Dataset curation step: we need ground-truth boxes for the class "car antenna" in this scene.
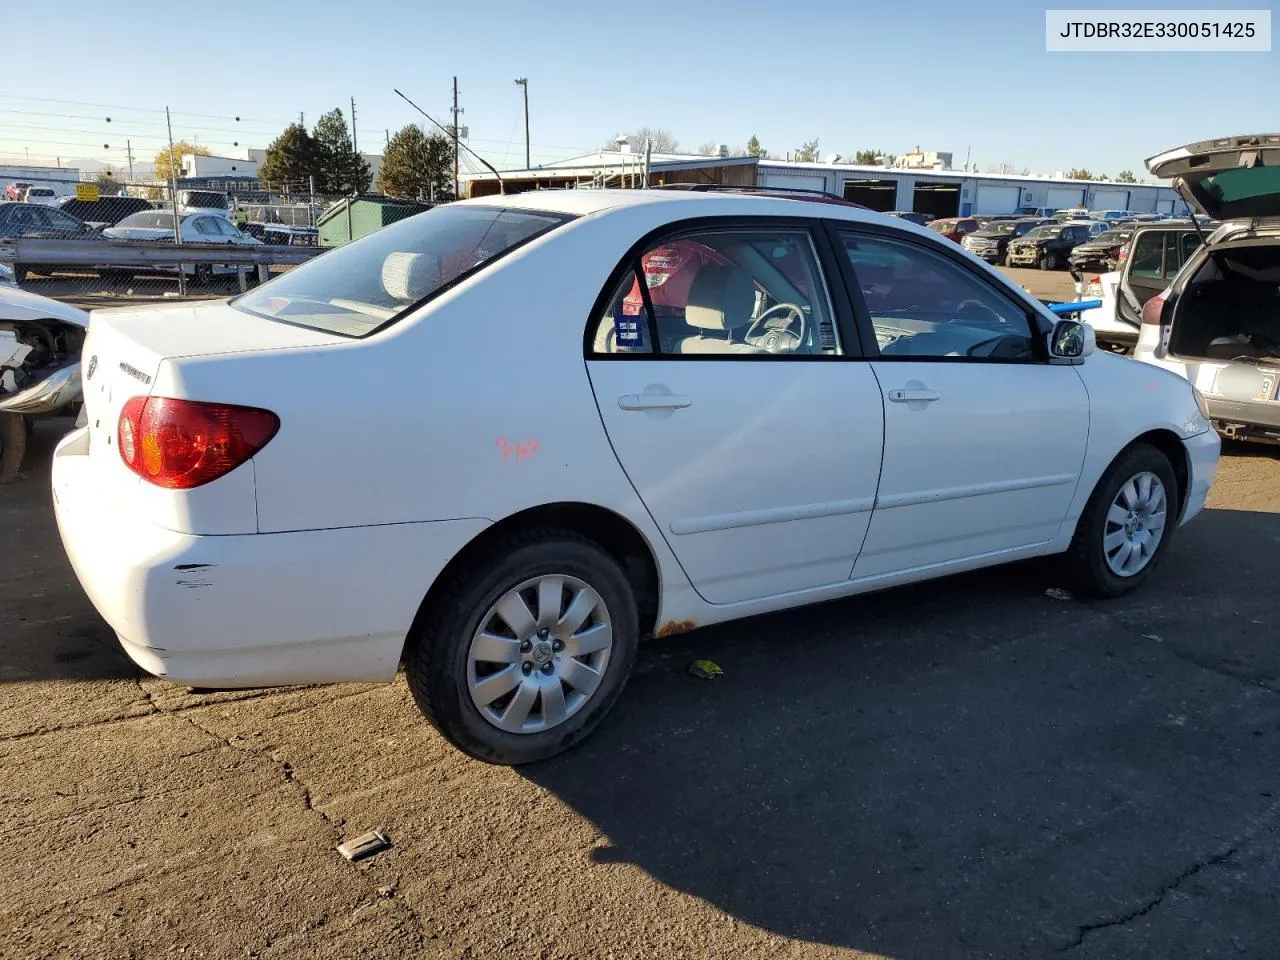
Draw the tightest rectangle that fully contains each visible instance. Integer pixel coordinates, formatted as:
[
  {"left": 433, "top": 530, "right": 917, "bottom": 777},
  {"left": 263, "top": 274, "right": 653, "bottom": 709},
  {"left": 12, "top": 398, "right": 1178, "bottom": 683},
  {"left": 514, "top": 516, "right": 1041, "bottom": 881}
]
[{"left": 393, "top": 88, "right": 505, "bottom": 196}]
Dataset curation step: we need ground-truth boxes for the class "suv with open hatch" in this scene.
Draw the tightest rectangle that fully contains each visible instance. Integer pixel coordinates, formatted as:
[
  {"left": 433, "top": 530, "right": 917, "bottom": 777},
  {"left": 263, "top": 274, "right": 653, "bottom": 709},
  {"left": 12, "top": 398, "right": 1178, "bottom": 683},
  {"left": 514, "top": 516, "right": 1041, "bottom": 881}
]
[{"left": 1132, "top": 134, "right": 1280, "bottom": 445}]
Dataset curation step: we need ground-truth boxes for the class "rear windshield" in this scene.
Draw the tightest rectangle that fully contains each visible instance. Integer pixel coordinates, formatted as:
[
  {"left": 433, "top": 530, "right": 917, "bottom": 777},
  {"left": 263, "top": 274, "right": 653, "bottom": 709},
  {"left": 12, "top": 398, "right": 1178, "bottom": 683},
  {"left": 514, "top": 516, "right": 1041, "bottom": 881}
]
[
  {"left": 232, "top": 205, "right": 571, "bottom": 337},
  {"left": 117, "top": 211, "right": 176, "bottom": 229}
]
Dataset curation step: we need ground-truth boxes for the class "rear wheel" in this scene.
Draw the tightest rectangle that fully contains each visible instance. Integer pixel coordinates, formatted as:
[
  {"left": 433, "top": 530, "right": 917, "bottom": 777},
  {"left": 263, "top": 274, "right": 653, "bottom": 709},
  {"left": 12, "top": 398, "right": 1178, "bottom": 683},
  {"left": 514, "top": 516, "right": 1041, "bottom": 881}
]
[
  {"left": 405, "top": 529, "right": 640, "bottom": 765},
  {"left": 193, "top": 263, "right": 214, "bottom": 286},
  {"left": 1061, "top": 443, "right": 1179, "bottom": 598},
  {"left": 0, "top": 413, "right": 27, "bottom": 483},
  {"left": 13, "top": 265, "right": 29, "bottom": 284}
]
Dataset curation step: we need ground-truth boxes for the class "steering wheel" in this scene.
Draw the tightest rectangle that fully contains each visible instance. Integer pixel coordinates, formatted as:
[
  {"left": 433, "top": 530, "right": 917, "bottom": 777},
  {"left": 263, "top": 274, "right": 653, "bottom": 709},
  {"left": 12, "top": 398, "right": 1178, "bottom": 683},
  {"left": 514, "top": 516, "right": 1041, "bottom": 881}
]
[
  {"left": 745, "top": 302, "right": 807, "bottom": 353},
  {"left": 954, "top": 298, "right": 1008, "bottom": 328}
]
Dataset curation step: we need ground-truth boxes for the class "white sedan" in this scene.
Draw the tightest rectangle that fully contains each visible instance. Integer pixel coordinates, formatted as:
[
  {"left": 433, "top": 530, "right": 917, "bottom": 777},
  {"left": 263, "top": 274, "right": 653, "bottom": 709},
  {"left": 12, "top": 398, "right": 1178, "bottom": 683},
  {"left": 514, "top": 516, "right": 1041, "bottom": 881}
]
[
  {"left": 103, "top": 210, "right": 262, "bottom": 282},
  {"left": 52, "top": 189, "right": 1220, "bottom": 765}
]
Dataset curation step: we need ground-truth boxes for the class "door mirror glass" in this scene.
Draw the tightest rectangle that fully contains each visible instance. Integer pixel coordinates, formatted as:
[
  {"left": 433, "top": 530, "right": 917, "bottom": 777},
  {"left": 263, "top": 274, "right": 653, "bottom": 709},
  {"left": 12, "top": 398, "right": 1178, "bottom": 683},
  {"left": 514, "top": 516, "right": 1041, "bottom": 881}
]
[{"left": 1048, "top": 319, "right": 1095, "bottom": 361}]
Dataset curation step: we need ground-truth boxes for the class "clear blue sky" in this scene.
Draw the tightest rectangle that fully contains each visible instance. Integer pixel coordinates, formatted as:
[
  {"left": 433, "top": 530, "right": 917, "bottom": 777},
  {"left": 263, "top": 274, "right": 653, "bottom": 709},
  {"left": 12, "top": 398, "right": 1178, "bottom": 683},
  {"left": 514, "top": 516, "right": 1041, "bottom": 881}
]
[{"left": 0, "top": 0, "right": 1275, "bottom": 177}]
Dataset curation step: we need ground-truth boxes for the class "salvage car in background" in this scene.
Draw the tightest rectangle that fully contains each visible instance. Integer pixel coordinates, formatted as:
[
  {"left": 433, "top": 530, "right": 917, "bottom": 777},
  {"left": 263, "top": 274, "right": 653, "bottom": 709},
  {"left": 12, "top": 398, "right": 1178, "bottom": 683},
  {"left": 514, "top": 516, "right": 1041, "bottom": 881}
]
[
  {"left": 1006, "top": 222, "right": 1093, "bottom": 270},
  {"left": 0, "top": 285, "right": 86, "bottom": 481},
  {"left": 962, "top": 217, "right": 1049, "bottom": 265},
  {"left": 103, "top": 210, "right": 264, "bottom": 283},
  {"left": 0, "top": 203, "right": 101, "bottom": 283},
  {"left": 1132, "top": 133, "right": 1280, "bottom": 444},
  {"left": 52, "top": 190, "right": 1218, "bottom": 765},
  {"left": 1068, "top": 227, "right": 1134, "bottom": 272},
  {"left": 927, "top": 216, "right": 981, "bottom": 243}
]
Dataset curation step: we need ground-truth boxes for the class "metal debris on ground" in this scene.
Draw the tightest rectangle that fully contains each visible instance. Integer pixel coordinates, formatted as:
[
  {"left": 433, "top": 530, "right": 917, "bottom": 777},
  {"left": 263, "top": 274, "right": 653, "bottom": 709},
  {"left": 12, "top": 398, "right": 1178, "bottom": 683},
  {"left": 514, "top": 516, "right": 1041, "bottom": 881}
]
[
  {"left": 1044, "top": 587, "right": 1074, "bottom": 601},
  {"left": 688, "top": 659, "right": 724, "bottom": 680},
  {"left": 337, "top": 829, "right": 391, "bottom": 862}
]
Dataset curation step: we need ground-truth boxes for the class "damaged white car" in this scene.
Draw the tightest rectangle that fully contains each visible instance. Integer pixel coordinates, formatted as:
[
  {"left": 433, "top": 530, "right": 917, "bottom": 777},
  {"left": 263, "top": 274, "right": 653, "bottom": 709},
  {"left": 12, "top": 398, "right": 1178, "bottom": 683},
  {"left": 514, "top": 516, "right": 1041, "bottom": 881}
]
[
  {"left": 1133, "top": 134, "right": 1280, "bottom": 444},
  {"left": 0, "top": 284, "right": 87, "bottom": 481}
]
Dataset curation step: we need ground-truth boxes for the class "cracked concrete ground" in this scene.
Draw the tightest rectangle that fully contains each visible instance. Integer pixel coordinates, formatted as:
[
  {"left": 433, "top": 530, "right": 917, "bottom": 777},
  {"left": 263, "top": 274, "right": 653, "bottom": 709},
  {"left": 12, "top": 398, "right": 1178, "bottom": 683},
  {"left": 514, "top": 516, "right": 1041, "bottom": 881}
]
[{"left": 4, "top": 403, "right": 1280, "bottom": 957}]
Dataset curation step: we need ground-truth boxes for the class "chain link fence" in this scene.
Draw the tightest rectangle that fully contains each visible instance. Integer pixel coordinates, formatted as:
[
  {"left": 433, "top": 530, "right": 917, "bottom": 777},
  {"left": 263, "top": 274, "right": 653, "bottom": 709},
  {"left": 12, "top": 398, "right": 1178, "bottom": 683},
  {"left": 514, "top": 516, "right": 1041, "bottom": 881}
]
[{"left": 0, "top": 187, "right": 437, "bottom": 309}]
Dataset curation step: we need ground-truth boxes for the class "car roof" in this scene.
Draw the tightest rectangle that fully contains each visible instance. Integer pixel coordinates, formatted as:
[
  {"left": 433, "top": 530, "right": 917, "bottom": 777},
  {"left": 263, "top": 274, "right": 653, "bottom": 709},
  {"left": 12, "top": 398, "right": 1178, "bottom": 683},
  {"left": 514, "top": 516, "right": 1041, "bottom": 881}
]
[{"left": 454, "top": 188, "right": 902, "bottom": 227}]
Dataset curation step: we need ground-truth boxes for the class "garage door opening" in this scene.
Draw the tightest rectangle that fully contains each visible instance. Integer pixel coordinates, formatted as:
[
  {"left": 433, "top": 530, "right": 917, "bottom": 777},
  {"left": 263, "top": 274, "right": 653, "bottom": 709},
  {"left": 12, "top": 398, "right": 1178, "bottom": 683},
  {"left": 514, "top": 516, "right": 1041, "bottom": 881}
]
[
  {"left": 913, "top": 182, "right": 959, "bottom": 219},
  {"left": 843, "top": 178, "right": 897, "bottom": 212}
]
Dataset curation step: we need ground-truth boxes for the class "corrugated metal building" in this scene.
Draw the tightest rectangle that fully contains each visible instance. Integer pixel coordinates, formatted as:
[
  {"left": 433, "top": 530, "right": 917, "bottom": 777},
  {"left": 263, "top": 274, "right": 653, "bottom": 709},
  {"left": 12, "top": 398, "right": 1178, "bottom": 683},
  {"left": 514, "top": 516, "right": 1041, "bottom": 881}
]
[{"left": 461, "top": 153, "right": 1186, "bottom": 217}]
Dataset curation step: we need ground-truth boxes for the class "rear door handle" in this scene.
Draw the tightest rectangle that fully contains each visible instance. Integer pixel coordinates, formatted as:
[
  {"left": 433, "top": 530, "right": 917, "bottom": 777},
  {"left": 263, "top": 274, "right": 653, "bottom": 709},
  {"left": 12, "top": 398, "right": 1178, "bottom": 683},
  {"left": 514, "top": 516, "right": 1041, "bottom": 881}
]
[
  {"left": 887, "top": 388, "right": 941, "bottom": 403},
  {"left": 618, "top": 394, "right": 693, "bottom": 411}
]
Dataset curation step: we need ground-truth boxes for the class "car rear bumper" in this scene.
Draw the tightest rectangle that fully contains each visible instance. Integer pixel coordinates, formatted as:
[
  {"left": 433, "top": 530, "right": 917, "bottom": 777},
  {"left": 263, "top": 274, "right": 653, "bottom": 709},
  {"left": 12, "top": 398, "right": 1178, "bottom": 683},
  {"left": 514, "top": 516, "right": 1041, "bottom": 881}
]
[
  {"left": 51, "top": 426, "right": 489, "bottom": 688},
  {"left": 1204, "top": 396, "right": 1280, "bottom": 442}
]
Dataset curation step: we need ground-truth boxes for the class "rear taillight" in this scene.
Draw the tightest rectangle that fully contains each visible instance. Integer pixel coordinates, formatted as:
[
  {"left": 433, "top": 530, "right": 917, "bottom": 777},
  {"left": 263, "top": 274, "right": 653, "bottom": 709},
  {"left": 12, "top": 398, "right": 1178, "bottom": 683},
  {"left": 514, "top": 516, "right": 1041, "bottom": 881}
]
[
  {"left": 1117, "top": 242, "right": 1130, "bottom": 262},
  {"left": 1140, "top": 290, "right": 1169, "bottom": 326},
  {"left": 1086, "top": 275, "right": 1103, "bottom": 297},
  {"left": 118, "top": 396, "right": 279, "bottom": 489}
]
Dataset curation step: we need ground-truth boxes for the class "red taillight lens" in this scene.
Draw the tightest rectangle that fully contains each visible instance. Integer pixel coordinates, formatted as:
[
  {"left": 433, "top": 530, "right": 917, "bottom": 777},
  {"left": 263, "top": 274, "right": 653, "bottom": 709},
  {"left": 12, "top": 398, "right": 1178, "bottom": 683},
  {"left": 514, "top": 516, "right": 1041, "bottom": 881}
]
[
  {"left": 1117, "top": 242, "right": 1130, "bottom": 262},
  {"left": 118, "top": 396, "right": 279, "bottom": 489},
  {"left": 1140, "top": 291, "right": 1168, "bottom": 326}
]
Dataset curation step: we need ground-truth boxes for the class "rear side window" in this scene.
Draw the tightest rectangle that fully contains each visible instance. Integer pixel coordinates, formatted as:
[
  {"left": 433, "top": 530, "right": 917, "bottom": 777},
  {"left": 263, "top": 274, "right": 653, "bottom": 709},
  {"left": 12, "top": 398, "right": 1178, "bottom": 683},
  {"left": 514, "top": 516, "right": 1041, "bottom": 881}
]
[{"left": 234, "top": 206, "right": 571, "bottom": 337}]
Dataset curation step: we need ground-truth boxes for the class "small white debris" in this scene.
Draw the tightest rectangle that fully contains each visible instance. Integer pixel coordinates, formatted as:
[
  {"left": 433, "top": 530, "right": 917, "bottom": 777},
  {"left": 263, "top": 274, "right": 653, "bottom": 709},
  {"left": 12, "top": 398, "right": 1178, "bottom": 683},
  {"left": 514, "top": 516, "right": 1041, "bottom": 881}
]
[
  {"left": 1044, "top": 587, "right": 1074, "bottom": 601},
  {"left": 337, "top": 829, "right": 390, "bottom": 862},
  {"left": 1142, "top": 633, "right": 1162, "bottom": 642}
]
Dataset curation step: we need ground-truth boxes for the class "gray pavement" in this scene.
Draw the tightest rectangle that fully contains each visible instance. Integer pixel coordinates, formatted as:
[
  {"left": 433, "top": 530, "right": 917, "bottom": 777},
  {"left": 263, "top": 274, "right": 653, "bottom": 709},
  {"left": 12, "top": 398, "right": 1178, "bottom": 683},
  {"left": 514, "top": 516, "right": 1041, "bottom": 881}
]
[{"left": 2, "top": 277, "right": 1278, "bottom": 957}]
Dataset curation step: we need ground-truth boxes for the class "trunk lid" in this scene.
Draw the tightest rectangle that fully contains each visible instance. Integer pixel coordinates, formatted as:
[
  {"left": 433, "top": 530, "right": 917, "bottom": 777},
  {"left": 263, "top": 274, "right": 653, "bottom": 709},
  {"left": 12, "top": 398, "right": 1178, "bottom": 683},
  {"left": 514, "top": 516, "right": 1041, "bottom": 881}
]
[{"left": 1146, "top": 134, "right": 1280, "bottom": 221}]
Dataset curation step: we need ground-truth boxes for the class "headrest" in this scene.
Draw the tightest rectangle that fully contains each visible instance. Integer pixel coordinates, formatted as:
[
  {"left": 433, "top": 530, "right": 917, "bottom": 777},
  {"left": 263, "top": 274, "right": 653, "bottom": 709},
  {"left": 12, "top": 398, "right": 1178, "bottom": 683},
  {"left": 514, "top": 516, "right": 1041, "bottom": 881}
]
[
  {"left": 685, "top": 265, "right": 755, "bottom": 331},
  {"left": 382, "top": 251, "right": 442, "bottom": 301}
]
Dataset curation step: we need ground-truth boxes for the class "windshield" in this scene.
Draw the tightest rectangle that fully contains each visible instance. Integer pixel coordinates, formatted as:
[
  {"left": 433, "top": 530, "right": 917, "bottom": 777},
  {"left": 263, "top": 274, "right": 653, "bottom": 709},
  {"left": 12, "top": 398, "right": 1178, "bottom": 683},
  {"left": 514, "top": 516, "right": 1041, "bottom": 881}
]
[
  {"left": 977, "top": 222, "right": 1016, "bottom": 236},
  {"left": 116, "top": 211, "right": 176, "bottom": 229},
  {"left": 1023, "top": 226, "right": 1060, "bottom": 240},
  {"left": 184, "top": 191, "right": 227, "bottom": 209},
  {"left": 233, "top": 205, "right": 571, "bottom": 337},
  {"left": 927, "top": 220, "right": 955, "bottom": 233},
  {"left": 1013, "top": 221, "right": 1041, "bottom": 235},
  {"left": 1097, "top": 230, "right": 1129, "bottom": 243}
]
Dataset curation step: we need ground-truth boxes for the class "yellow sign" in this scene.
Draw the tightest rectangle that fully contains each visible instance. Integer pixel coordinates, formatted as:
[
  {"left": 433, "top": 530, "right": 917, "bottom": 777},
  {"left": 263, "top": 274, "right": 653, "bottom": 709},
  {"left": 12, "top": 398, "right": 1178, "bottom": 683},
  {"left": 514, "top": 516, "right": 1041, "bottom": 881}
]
[{"left": 75, "top": 183, "right": 99, "bottom": 202}]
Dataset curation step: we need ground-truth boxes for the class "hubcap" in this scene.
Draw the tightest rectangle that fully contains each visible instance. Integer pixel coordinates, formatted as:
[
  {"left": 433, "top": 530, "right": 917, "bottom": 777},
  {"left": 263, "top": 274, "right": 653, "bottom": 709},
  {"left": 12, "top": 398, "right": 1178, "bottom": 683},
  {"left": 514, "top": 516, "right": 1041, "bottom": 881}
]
[
  {"left": 466, "top": 574, "right": 613, "bottom": 734},
  {"left": 1103, "top": 471, "right": 1168, "bottom": 577}
]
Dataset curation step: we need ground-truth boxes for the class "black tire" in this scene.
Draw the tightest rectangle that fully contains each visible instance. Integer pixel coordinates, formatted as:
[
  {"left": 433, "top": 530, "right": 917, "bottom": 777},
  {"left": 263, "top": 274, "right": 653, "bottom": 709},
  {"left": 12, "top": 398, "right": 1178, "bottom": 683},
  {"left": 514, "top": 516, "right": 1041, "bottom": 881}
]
[
  {"left": 193, "top": 263, "right": 214, "bottom": 286},
  {"left": 1040, "top": 252, "right": 1059, "bottom": 270},
  {"left": 1060, "top": 443, "right": 1179, "bottom": 599},
  {"left": 0, "top": 413, "right": 27, "bottom": 483},
  {"left": 13, "top": 264, "right": 29, "bottom": 284},
  {"left": 405, "top": 528, "right": 640, "bottom": 765},
  {"left": 100, "top": 269, "right": 133, "bottom": 283}
]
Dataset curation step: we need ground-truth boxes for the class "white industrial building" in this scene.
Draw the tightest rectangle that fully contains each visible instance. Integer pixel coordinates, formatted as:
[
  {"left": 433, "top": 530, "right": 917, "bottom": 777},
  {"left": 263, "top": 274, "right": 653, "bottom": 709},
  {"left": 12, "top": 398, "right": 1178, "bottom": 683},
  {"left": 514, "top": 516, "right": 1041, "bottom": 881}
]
[
  {"left": 0, "top": 164, "right": 83, "bottom": 197},
  {"left": 460, "top": 151, "right": 1185, "bottom": 218},
  {"left": 182, "top": 154, "right": 258, "bottom": 178}
]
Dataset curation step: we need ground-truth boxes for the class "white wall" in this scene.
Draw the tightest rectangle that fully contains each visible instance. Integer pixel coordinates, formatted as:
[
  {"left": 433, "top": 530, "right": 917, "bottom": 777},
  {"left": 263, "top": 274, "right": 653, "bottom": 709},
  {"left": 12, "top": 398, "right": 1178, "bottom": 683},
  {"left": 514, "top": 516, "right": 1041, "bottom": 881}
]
[{"left": 186, "top": 155, "right": 258, "bottom": 178}]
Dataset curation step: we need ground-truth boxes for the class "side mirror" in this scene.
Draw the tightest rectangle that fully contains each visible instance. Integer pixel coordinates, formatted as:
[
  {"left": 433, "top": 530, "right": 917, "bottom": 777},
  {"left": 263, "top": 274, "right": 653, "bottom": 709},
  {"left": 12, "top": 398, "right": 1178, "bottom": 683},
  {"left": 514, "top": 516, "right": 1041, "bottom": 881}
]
[{"left": 1048, "top": 319, "right": 1095, "bottom": 363}]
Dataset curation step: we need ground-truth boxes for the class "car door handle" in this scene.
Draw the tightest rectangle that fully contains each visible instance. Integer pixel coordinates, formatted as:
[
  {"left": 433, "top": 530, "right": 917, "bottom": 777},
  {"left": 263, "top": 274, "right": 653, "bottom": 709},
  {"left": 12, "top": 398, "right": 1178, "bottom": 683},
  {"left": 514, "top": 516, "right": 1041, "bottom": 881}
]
[
  {"left": 887, "top": 388, "right": 941, "bottom": 403},
  {"left": 618, "top": 394, "right": 693, "bottom": 411}
]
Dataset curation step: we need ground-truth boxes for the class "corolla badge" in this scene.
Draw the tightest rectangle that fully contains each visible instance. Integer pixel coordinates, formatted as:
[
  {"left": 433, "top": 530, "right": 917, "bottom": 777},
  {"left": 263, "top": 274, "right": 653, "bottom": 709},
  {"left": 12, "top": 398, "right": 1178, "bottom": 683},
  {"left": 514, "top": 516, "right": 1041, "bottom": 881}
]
[{"left": 85, "top": 354, "right": 97, "bottom": 380}]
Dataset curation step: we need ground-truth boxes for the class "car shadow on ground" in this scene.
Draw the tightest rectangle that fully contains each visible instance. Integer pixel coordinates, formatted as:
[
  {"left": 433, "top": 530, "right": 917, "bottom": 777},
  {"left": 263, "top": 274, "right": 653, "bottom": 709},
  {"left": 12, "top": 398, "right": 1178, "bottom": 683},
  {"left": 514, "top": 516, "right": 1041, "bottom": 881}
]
[
  {"left": 521, "top": 506, "right": 1280, "bottom": 958},
  {"left": 0, "top": 419, "right": 140, "bottom": 684}
]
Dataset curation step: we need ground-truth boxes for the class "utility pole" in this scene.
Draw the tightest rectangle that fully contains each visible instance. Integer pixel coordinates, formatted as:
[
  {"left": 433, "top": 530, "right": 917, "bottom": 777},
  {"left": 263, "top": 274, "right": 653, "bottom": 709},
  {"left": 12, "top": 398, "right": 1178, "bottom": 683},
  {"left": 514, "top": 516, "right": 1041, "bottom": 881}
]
[
  {"left": 514, "top": 78, "right": 529, "bottom": 168},
  {"left": 165, "top": 106, "right": 187, "bottom": 297},
  {"left": 451, "top": 76, "right": 460, "bottom": 200},
  {"left": 299, "top": 111, "right": 305, "bottom": 128},
  {"left": 350, "top": 97, "right": 358, "bottom": 155},
  {"left": 126, "top": 139, "right": 135, "bottom": 180}
]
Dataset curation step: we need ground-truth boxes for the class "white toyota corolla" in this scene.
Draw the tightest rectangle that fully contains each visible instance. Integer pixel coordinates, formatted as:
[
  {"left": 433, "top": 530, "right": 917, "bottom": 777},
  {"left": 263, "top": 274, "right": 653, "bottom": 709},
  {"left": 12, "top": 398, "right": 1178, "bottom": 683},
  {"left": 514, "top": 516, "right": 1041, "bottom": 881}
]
[{"left": 52, "top": 189, "right": 1220, "bottom": 764}]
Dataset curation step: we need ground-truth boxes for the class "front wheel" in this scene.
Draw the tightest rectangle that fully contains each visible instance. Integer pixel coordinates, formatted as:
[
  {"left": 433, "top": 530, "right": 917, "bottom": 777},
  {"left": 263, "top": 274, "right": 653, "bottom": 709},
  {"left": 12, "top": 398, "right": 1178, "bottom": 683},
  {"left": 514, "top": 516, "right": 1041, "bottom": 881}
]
[
  {"left": 1060, "top": 444, "right": 1179, "bottom": 598},
  {"left": 406, "top": 529, "right": 640, "bottom": 765},
  {"left": 1040, "top": 252, "right": 1059, "bottom": 270}
]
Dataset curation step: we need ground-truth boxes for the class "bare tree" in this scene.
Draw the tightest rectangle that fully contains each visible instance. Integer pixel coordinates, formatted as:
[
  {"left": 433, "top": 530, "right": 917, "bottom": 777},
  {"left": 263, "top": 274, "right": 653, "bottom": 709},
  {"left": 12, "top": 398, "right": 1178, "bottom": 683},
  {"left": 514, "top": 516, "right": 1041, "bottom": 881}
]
[
  {"left": 604, "top": 128, "right": 679, "bottom": 153},
  {"left": 696, "top": 141, "right": 718, "bottom": 156}
]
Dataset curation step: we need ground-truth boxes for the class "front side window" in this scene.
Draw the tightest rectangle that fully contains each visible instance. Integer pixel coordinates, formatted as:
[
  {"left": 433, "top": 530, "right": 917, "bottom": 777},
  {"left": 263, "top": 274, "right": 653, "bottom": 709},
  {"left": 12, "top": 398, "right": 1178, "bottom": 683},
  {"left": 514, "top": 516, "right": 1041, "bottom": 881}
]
[
  {"left": 234, "top": 205, "right": 570, "bottom": 337},
  {"left": 589, "top": 227, "right": 840, "bottom": 357},
  {"left": 839, "top": 231, "right": 1038, "bottom": 362}
]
